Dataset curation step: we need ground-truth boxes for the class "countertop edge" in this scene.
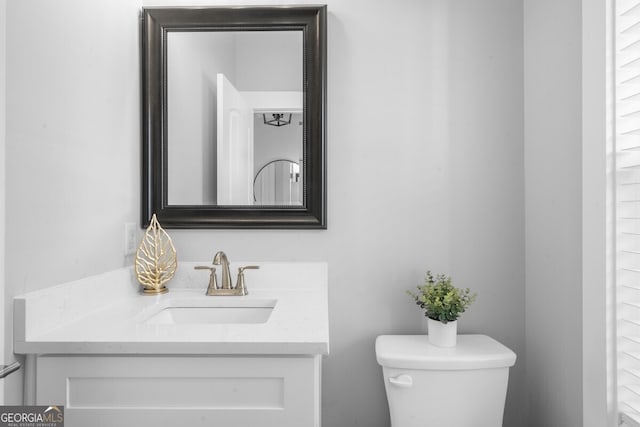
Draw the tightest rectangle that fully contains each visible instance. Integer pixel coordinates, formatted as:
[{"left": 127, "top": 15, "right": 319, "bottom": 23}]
[{"left": 15, "top": 341, "right": 330, "bottom": 356}]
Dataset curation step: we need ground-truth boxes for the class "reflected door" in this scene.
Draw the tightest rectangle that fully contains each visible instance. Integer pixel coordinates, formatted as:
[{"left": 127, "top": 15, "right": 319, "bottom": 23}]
[{"left": 217, "top": 73, "right": 254, "bottom": 205}]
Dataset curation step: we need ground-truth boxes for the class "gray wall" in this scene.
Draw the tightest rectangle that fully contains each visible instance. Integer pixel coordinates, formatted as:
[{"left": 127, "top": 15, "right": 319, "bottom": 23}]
[
  {"left": 167, "top": 32, "right": 236, "bottom": 205},
  {"left": 524, "top": 0, "right": 583, "bottom": 425},
  {"left": 3, "top": 1, "right": 526, "bottom": 426},
  {"left": 235, "top": 31, "right": 303, "bottom": 92},
  {"left": 0, "top": 0, "right": 6, "bottom": 404},
  {"left": 447, "top": 1, "right": 525, "bottom": 425}
]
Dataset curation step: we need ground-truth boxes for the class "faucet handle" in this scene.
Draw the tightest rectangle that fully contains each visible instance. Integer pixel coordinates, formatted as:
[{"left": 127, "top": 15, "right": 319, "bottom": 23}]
[
  {"left": 235, "top": 266, "right": 260, "bottom": 295},
  {"left": 194, "top": 265, "right": 219, "bottom": 294}
]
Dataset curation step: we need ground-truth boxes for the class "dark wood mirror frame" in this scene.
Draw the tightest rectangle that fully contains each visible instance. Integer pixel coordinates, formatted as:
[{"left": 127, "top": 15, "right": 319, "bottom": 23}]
[{"left": 141, "top": 5, "right": 326, "bottom": 229}]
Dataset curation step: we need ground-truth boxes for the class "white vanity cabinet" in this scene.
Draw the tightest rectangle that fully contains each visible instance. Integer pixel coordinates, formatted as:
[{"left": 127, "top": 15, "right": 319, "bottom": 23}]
[
  {"left": 34, "top": 355, "right": 322, "bottom": 427},
  {"left": 14, "top": 262, "right": 329, "bottom": 427}
]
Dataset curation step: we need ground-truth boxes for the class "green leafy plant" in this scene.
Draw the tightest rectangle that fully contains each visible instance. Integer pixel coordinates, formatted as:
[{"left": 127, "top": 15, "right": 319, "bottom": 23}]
[{"left": 407, "top": 271, "right": 476, "bottom": 323}]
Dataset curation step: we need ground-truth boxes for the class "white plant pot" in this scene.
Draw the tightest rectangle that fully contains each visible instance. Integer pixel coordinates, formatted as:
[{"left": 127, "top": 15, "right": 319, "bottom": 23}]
[{"left": 427, "top": 318, "right": 457, "bottom": 347}]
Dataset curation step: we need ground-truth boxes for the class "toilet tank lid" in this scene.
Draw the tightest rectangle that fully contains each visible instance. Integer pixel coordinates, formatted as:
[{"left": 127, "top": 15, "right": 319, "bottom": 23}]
[{"left": 375, "top": 334, "right": 516, "bottom": 370}]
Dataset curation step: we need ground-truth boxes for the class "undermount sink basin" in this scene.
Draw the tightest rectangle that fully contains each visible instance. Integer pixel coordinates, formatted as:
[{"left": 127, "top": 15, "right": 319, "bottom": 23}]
[{"left": 143, "top": 298, "right": 277, "bottom": 325}]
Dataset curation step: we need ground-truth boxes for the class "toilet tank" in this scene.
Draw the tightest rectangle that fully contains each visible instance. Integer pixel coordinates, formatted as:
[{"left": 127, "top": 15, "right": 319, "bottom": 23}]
[{"left": 375, "top": 335, "right": 516, "bottom": 427}]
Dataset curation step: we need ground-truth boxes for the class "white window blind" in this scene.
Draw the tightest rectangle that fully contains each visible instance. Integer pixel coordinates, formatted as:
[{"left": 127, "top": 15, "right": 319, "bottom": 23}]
[{"left": 617, "top": 1, "right": 640, "bottom": 425}]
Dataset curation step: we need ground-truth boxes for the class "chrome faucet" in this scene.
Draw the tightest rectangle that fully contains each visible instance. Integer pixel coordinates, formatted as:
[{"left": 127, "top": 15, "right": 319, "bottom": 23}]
[
  {"left": 213, "top": 251, "right": 232, "bottom": 290},
  {"left": 194, "top": 252, "right": 259, "bottom": 296}
]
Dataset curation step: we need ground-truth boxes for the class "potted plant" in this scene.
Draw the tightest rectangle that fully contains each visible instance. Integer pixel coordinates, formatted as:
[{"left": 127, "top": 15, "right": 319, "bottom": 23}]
[{"left": 408, "top": 271, "right": 476, "bottom": 347}]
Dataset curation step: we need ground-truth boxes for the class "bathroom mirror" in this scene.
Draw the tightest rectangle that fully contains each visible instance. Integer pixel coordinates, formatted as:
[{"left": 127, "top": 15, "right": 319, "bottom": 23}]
[{"left": 141, "top": 6, "right": 326, "bottom": 228}]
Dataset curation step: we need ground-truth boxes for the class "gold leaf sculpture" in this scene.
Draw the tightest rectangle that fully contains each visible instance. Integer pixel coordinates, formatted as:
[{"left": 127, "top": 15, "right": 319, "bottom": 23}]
[{"left": 134, "top": 214, "right": 177, "bottom": 294}]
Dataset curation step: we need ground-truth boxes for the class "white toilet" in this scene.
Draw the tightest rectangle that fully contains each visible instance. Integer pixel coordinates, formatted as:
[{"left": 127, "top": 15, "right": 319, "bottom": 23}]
[{"left": 375, "top": 334, "right": 516, "bottom": 427}]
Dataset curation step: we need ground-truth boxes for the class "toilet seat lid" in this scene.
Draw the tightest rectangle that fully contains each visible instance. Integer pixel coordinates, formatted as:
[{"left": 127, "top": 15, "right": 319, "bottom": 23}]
[{"left": 375, "top": 334, "right": 517, "bottom": 370}]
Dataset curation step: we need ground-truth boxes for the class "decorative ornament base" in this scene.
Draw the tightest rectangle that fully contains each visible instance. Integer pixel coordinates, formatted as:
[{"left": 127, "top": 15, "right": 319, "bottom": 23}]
[
  {"left": 142, "top": 286, "right": 169, "bottom": 295},
  {"left": 427, "top": 318, "right": 458, "bottom": 347}
]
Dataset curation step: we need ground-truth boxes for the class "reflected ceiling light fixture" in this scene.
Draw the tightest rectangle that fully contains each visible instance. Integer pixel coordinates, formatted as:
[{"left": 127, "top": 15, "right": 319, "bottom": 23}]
[{"left": 263, "top": 113, "right": 292, "bottom": 127}]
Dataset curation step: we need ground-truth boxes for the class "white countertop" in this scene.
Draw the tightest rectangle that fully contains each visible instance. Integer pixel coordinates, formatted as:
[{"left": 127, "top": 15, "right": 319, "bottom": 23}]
[{"left": 14, "top": 262, "right": 329, "bottom": 356}]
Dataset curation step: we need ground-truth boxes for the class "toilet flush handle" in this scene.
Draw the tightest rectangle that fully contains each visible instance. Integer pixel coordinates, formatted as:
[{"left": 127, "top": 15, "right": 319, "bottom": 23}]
[{"left": 388, "top": 374, "right": 413, "bottom": 388}]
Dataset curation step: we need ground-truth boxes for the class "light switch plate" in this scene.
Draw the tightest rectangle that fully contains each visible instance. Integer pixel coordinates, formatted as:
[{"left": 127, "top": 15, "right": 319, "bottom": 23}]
[{"left": 124, "top": 223, "right": 138, "bottom": 256}]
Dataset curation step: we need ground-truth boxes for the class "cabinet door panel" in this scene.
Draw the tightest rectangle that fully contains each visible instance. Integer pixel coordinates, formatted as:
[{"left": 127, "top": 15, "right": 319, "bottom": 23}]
[{"left": 36, "top": 355, "right": 321, "bottom": 427}]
